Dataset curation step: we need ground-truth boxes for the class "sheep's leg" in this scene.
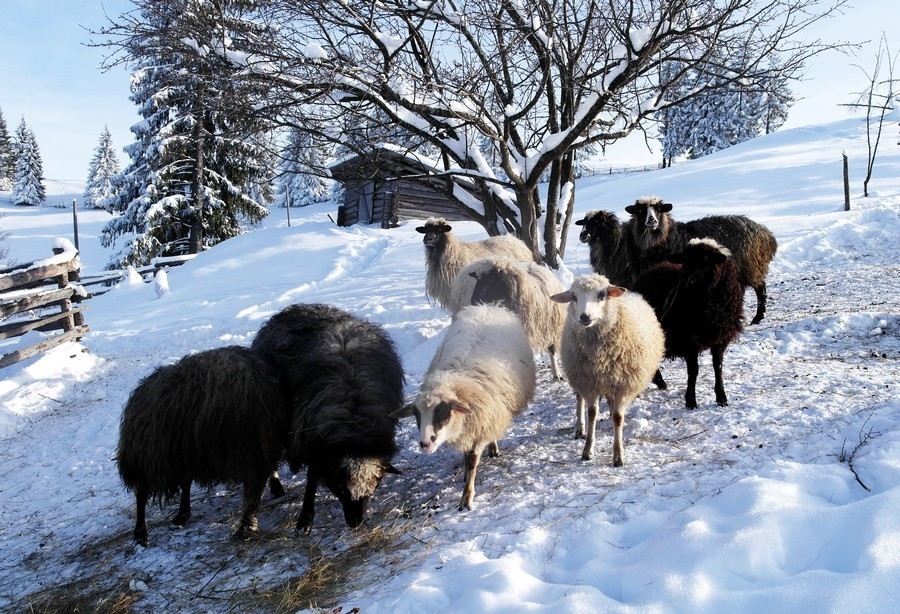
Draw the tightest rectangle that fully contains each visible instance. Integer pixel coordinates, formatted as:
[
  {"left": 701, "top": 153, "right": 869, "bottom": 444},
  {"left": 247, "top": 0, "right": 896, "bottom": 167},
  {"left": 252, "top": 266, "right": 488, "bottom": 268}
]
[
  {"left": 652, "top": 369, "right": 668, "bottom": 390},
  {"left": 487, "top": 440, "right": 500, "bottom": 458},
  {"left": 460, "top": 448, "right": 481, "bottom": 510},
  {"left": 134, "top": 485, "right": 149, "bottom": 547},
  {"left": 548, "top": 344, "right": 564, "bottom": 381},
  {"left": 684, "top": 353, "right": 700, "bottom": 409},
  {"left": 235, "top": 473, "right": 269, "bottom": 539},
  {"left": 296, "top": 468, "right": 319, "bottom": 532},
  {"left": 751, "top": 283, "right": 767, "bottom": 325},
  {"left": 268, "top": 470, "right": 285, "bottom": 498},
  {"left": 609, "top": 396, "right": 626, "bottom": 467},
  {"left": 711, "top": 344, "right": 729, "bottom": 406},
  {"left": 581, "top": 400, "right": 599, "bottom": 461},
  {"left": 172, "top": 477, "right": 192, "bottom": 527},
  {"left": 574, "top": 393, "right": 586, "bottom": 439}
]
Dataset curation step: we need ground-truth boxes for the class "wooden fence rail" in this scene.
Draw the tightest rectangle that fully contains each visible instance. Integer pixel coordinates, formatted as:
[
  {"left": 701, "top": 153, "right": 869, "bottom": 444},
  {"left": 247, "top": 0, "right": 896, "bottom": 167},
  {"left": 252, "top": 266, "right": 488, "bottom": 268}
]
[{"left": 0, "top": 243, "right": 89, "bottom": 368}]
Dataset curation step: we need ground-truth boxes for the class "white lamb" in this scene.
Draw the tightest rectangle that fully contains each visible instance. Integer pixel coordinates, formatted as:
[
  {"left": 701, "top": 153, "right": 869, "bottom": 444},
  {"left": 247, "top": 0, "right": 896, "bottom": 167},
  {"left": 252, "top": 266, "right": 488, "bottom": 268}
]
[
  {"left": 551, "top": 274, "right": 665, "bottom": 466},
  {"left": 397, "top": 304, "right": 537, "bottom": 510}
]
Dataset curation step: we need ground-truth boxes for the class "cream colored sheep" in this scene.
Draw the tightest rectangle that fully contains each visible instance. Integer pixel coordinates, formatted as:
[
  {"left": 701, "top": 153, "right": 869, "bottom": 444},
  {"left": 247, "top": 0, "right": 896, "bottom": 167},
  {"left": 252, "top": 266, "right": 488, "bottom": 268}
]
[
  {"left": 416, "top": 217, "right": 534, "bottom": 311},
  {"left": 448, "top": 257, "right": 566, "bottom": 380},
  {"left": 396, "top": 304, "right": 536, "bottom": 510},
  {"left": 551, "top": 274, "right": 665, "bottom": 466}
]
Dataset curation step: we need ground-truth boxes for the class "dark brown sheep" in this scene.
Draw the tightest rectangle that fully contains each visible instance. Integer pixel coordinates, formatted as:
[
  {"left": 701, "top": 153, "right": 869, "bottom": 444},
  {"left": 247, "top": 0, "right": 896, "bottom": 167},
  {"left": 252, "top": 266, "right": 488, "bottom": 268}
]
[
  {"left": 625, "top": 196, "right": 777, "bottom": 324},
  {"left": 633, "top": 238, "right": 744, "bottom": 409},
  {"left": 117, "top": 346, "right": 291, "bottom": 546}
]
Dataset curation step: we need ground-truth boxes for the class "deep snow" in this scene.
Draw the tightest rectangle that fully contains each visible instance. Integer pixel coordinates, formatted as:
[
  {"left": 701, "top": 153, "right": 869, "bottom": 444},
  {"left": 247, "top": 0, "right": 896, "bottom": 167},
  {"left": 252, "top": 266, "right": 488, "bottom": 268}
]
[{"left": 0, "top": 115, "right": 898, "bottom": 612}]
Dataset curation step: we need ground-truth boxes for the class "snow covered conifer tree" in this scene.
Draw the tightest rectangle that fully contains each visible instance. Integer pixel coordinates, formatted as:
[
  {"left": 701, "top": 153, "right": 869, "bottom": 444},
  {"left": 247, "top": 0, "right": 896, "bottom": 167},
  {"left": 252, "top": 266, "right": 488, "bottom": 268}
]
[
  {"left": 83, "top": 126, "right": 121, "bottom": 210},
  {"left": 98, "top": 1, "right": 274, "bottom": 268},
  {"left": 11, "top": 118, "right": 46, "bottom": 206},
  {"left": 275, "top": 129, "right": 330, "bottom": 208},
  {"left": 0, "top": 107, "right": 15, "bottom": 191}
]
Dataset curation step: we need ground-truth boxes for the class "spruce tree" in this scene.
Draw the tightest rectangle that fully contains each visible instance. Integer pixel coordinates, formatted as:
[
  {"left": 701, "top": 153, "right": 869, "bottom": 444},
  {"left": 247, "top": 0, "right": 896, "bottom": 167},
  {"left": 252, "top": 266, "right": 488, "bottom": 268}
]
[
  {"left": 275, "top": 129, "right": 330, "bottom": 208},
  {"left": 0, "top": 107, "right": 15, "bottom": 191},
  {"left": 11, "top": 118, "right": 46, "bottom": 206},
  {"left": 83, "top": 126, "right": 121, "bottom": 210},
  {"left": 100, "top": 1, "right": 275, "bottom": 268}
]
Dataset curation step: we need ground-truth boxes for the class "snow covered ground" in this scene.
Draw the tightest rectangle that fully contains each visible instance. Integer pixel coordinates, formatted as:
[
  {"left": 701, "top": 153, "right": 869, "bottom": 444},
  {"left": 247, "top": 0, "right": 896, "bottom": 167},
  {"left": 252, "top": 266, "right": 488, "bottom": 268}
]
[{"left": 0, "top": 115, "right": 898, "bottom": 612}]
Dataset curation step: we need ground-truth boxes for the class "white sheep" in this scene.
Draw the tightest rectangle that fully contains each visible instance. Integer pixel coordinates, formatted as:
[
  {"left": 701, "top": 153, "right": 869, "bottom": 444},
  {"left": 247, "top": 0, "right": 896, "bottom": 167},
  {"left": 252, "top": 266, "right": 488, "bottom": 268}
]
[
  {"left": 447, "top": 257, "right": 566, "bottom": 380},
  {"left": 396, "top": 304, "right": 537, "bottom": 510},
  {"left": 416, "top": 217, "right": 534, "bottom": 311},
  {"left": 551, "top": 274, "right": 665, "bottom": 466}
]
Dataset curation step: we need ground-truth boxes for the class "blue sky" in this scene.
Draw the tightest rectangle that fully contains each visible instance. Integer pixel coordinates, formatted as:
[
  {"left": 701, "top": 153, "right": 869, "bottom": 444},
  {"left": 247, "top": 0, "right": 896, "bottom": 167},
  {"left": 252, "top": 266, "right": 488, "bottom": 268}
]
[{"left": 0, "top": 1, "right": 893, "bottom": 182}]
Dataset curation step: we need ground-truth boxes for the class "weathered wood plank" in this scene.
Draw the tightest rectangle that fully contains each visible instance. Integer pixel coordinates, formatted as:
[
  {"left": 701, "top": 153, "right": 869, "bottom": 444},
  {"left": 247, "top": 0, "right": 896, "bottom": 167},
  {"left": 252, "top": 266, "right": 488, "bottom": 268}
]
[
  {"left": 0, "top": 307, "right": 88, "bottom": 340},
  {"left": 0, "top": 287, "right": 77, "bottom": 319},
  {"left": 0, "top": 259, "right": 81, "bottom": 292},
  {"left": 0, "top": 326, "right": 89, "bottom": 369}
]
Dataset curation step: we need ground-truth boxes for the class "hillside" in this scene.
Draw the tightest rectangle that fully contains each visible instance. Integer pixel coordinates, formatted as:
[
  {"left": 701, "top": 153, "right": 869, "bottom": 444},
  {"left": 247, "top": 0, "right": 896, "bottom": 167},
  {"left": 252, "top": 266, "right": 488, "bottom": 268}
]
[{"left": 0, "top": 116, "right": 898, "bottom": 612}]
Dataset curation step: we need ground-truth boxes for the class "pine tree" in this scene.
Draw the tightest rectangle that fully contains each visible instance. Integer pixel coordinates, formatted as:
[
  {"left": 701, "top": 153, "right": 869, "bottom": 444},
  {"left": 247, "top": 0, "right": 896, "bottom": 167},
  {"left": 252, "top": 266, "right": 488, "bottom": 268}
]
[
  {"left": 83, "top": 126, "right": 121, "bottom": 210},
  {"left": 275, "top": 129, "right": 331, "bottom": 208},
  {"left": 0, "top": 107, "right": 15, "bottom": 191},
  {"left": 100, "top": 1, "right": 275, "bottom": 268},
  {"left": 11, "top": 118, "right": 46, "bottom": 206}
]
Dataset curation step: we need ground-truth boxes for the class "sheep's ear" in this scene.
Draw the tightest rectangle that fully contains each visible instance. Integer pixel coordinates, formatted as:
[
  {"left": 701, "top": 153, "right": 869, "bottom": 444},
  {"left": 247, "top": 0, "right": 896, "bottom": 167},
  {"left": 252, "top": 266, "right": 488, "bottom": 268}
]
[
  {"left": 392, "top": 403, "right": 416, "bottom": 418},
  {"left": 550, "top": 291, "right": 574, "bottom": 304},
  {"left": 450, "top": 402, "right": 471, "bottom": 414},
  {"left": 574, "top": 217, "right": 587, "bottom": 226},
  {"left": 384, "top": 462, "right": 402, "bottom": 475},
  {"left": 713, "top": 252, "right": 728, "bottom": 264},
  {"left": 469, "top": 270, "right": 479, "bottom": 279},
  {"left": 608, "top": 285, "right": 627, "bottom": 298},
  {"left": 659, "top": 202, "right": 673, "bottom": 212},
  {"left": 624, "top": 204, "right": 638, "bottom": 214},
  {"left": 415, "top": 225, "right": 426, "bottom": 233},
  {"left": 439, "top": 223, "right": 452, "bottom": 233}
]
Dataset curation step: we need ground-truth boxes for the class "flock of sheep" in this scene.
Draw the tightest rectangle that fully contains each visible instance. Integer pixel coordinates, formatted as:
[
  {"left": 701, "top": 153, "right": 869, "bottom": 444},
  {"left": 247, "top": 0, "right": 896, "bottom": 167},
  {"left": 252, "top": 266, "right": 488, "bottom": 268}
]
[{"left": 115, "top": 195, "right": 777, "bottom": 544}]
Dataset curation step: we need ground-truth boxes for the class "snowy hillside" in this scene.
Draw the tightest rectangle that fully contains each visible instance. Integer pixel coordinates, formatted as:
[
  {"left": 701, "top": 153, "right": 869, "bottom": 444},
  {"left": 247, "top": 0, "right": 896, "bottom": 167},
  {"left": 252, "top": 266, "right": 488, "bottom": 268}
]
[{"left": 0, "top": 116, "right": 898, "bottom": 612}]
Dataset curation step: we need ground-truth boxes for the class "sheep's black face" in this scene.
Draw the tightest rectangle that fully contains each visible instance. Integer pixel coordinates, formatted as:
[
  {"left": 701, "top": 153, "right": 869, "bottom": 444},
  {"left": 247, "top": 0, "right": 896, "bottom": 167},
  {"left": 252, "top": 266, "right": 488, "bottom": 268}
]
[
  {"left": 576, "top": 212, "right": 618, "bottom": 244},
  {"left": 416, "top": 222, "right": 451, "bottom": 248},
  {"left": 470, "top": 269, "right": 513, "bottom": 308},
  {"left": 626, "top": 200, "right": 672, "bottom": 234}
]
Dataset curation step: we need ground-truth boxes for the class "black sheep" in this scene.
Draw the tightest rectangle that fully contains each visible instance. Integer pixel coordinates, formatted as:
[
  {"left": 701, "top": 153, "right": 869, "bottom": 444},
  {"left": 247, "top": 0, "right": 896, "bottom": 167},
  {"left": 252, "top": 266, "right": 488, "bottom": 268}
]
[
  {"left": 574, "top": 209, "right": 633, "bottom": 287},
  {"left": 117, "top": 346, "right": 292, "bottom": 546},
  {"left": 625, "top": 196, "right": 777, "bottom": 324},
  {"left": 633, "top": 238, "right": 744, "bottom": 408},
  {"left": 251, "top": 303, "right": 403, "bottom": 532}
]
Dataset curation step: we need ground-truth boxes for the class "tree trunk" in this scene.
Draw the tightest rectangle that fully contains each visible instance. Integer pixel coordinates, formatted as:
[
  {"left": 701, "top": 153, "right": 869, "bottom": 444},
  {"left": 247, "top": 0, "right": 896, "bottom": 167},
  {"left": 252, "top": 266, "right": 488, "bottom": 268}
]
[{"left": 189, "top": 118, "right": 205, "bottom": 254}]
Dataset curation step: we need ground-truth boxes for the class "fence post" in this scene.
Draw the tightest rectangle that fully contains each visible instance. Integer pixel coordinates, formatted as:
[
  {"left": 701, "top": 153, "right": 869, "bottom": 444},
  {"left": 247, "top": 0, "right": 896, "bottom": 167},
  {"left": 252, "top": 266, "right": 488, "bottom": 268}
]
[
  {"left": 72, "top": 198, "right": 80, "bottom": 251},
  {"left": 842, "top": 152, "right": 851, "bottom": 211}
]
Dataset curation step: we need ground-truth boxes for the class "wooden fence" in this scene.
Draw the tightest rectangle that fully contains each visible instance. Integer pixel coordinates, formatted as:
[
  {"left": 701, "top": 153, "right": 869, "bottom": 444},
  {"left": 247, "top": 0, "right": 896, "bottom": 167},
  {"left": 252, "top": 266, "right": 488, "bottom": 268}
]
[{"left": 0, "top": 245, "right": 89, "bottom": 368}]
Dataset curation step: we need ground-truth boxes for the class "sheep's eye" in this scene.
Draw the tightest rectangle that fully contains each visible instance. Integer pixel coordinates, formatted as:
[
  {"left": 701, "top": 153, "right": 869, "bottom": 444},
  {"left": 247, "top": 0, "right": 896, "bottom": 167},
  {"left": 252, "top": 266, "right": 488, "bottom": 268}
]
[{"left": 596, "top": 290, "right": 606, "bottom": 300}]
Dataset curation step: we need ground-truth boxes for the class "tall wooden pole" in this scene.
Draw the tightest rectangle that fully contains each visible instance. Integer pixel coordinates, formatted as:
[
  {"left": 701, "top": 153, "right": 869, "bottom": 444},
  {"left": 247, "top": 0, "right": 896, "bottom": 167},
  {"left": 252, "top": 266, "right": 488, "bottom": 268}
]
[
  {"left": 842, "top": 152, "right": 851, "bottom": 211},
  {"left": 72, "top": 198, "right": 80, "bottom": 251}
]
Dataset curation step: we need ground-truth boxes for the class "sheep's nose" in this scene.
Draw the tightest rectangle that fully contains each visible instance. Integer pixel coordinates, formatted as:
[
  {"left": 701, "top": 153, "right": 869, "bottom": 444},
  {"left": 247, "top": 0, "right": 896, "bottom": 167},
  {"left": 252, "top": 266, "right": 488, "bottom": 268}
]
[{"left": 579, "top": 313, "right": 592, "bottom": 325}]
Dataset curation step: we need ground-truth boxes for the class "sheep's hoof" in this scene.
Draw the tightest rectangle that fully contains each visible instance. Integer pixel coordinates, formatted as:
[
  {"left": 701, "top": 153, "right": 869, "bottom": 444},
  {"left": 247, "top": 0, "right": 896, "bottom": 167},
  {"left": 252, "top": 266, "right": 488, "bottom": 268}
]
[
  {"left": 133, "top": 529, "right": 148, "bottom": 548},
  {"left": 612, "top": 459, "right": 623, "bottom": 468},
  {"left": 233, "top": 526, "right": 258, "bottom": 541},
  {"left": 574, "top": 430, "right": 584, "bottom": 440},
  {"left": 170, "top": 513, "right": 190, "bottom": 528},
  {"left": 717, "top": 398, "right": 729, "bottom": 407}
]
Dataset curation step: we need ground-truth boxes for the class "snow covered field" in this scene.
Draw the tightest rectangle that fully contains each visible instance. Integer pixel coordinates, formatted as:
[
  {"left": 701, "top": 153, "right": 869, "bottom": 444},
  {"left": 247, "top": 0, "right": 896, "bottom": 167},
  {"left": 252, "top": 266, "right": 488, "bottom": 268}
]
[{"left": 0, "top": 115, "right": 898, "bottom": 612}]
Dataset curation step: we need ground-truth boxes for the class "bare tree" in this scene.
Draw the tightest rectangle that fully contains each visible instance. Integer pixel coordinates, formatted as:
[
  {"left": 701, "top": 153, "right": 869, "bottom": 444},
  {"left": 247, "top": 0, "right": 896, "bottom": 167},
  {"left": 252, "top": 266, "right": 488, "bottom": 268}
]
[
  {"left": 847, "top": 34, "right": 898, "bottom": 197},
  {"left": 100, "top": 0, "right": 850, "bottom": 265}
]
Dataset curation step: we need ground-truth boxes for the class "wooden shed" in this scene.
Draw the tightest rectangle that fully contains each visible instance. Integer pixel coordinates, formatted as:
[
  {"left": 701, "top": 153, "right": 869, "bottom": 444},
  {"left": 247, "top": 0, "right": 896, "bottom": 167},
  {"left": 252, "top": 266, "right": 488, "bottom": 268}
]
[{"left": 330, "top": 147, "right": 478, "bottom": 228}]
